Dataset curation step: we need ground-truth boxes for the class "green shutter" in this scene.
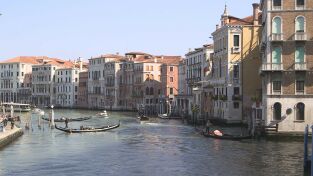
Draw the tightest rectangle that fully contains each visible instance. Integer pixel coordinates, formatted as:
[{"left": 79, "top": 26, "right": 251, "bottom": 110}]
[
  {"left": 272, "top": 47, "right": 281, "bottom": 63},
  {"left": 272, "top": 17, "right": 281, "bottom": 34},
  {"left": 295, "top": 47, "right": 304, "bottom": 63},
  {"left": 296, "top": 17, "right": 305, "bottom": 32}
]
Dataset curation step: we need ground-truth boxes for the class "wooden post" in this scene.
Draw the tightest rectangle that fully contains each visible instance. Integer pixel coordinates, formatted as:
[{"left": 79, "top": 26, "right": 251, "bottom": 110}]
[
  {"left": 310, "top": 125, "right": 313, "bottom": 176},
  {"left": 304, "top": 125, "right": 308, "bottom": 169}
]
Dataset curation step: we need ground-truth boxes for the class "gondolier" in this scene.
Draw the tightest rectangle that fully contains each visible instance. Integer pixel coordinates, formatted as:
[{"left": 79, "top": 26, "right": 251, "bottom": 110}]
[{"left": 65, "top": 118, "right": 69, "bottom": 128}]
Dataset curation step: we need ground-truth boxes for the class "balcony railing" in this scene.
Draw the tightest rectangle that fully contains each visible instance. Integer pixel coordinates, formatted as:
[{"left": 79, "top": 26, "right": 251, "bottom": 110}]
[
  {"left": 294, "top": 62, "right": 307, "bottom": 71},
  {"left": 270, "top": 33, "right": 284, "bottom": 41},
  {"left": 232, "top": 95, "right": 242, "bottom": 101},
  {"left": 272, "top": 5, "right": 282, "bottom": 10},
  {"left": 260, "top": 63, "right": 283, "bottom": 72},
  {"left": 294, "top": 32, "right": 307, "bottom": 41}
]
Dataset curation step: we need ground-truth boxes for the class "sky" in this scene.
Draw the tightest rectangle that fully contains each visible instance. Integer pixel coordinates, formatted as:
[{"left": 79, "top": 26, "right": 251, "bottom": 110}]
[{"left": 0, "top": 0, "right": 257, "bottom": 61}]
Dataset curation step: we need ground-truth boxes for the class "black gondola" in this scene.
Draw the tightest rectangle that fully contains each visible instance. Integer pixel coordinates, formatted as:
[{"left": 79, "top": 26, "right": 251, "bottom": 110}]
[
  {"left": 137, "top": 116, "right": 149, "bottom": 121},
  {"left": 41, "top": 116, "right": 91, "bottom": 122},
  {"left": 55, "top": 122, "right": 120, "bottom": 133},
  {"left": 203, "top": 132, "right": 252, "bottom": 140}
]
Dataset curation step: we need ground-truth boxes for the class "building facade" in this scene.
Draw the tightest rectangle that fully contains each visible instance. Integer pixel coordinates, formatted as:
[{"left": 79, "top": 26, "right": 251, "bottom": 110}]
[
  {"left": 210, "top": 4, "right": 261, "bottom": 124},
  {"left": 259, "top": 0, "right": 313, "bottom": 131},
  {"left": 87, "top": 54, "right": 122, "bottom": 109},
  {"left": 185, "top": 45, "right": 214, "bottom": 122},
  {"left": 77, "top": 71, "right": 88, "bottom": 108},
  {"left": 0, "top": 57, "right": 38, "bottom": 104}
]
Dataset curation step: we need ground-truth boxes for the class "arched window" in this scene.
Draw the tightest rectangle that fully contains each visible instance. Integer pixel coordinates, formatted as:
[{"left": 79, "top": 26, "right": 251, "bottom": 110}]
[
  {"left": 296, "top": 103, "right": 305, "bottom": 120},
  {"left": 273, "top": 102, "right": 282, "bottom": 120},
  {"left": 145, "top": 87, "right": 149, "bottom": 95},
  {"left": 150, "top": 87, "right": 154, "bottom": 95},
  {"left": 295, "top": 16, "right": 305, "bottom": 33},
  {"left": 272, "top": 17, "right": 282, "bottom": 34}
]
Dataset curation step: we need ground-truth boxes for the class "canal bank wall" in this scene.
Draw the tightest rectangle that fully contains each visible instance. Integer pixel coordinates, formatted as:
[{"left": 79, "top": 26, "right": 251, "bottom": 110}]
[{"left": 0, "top": 126, "right": 23, "bottom": 149}]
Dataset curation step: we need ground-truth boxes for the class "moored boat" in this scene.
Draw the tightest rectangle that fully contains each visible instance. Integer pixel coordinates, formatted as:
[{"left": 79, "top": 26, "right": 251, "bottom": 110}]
[
  {"left": 55, "top": 122, "right": 120, "bottom": 133},
  {"left": 41, "top": 116, "right": 92, "bottom": 122},
  {"left": 203, "top": 132, "right": 252, "bottom": 140},
  {"left": 96, "top": 110, "right": 108, "bottom": 118},
  {"left": 137, "top": 116, "right": 149, "bottom": 121}
]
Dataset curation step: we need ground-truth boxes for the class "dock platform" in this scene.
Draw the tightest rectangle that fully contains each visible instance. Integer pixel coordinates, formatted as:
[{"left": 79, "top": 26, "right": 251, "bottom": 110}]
[{"left": 0, "top": 126, "right": 24, "bottom": 149}]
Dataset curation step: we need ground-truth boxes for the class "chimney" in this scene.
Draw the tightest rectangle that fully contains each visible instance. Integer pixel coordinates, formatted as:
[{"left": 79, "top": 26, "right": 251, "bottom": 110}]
[
  {"left": 216, "top": 24, "right": 220, "bottom": 30},
  {"left": 252, "top": 3, "right": 260, "bottom": 25}
]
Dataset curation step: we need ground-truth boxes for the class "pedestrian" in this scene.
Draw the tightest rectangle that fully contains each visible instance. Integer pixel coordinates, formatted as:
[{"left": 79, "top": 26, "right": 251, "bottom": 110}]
[
  {"left": 11, "top": 119, "right": 15, "bottom": 129},
  {"left": 65, "top": 118, "right": 69, "bottom": 128}
]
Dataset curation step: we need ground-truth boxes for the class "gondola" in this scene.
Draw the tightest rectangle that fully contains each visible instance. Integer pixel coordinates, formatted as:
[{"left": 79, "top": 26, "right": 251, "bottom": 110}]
[
  {"left": 203, "top": 132, "right": 252, "bottom": 140},
  {"left": 137, "top": 116, "right": 149, "bottom": 121},
  {"left": 41, "top": 116, "right": 92, "bottom": 122},
  {"left": 55, "top": 122, "right": 120, "bottom": 133}
]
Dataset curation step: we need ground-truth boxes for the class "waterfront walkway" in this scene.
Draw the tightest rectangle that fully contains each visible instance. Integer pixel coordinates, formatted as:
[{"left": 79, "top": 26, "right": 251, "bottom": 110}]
[{"left": 0, "top": 125, "right": 23, "bottom": 148}]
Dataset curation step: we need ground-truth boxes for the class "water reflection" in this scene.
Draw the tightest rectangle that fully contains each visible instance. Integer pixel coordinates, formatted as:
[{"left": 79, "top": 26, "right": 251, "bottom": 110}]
[{"left": 0, "top": 109, "right": 305, "bottom": 176}]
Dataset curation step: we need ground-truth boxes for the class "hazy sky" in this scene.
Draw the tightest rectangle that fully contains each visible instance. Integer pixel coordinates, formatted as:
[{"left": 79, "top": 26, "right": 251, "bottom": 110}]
[{"left": 0, "top": 0, "right": 257, "bottom": 61}]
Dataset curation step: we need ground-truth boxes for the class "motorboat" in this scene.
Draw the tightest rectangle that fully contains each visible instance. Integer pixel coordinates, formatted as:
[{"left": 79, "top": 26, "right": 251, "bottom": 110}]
[{"left": 96, "top": 110, "right": 109, "bottom": 118}]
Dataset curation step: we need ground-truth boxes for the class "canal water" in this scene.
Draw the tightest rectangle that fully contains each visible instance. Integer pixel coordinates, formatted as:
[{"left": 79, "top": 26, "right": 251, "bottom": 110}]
[{"left": 0, "top": 109, "right": 305, "bottom": 176}]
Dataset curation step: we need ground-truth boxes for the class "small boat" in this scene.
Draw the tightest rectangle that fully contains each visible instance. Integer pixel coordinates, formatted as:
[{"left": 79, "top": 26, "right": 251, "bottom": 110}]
[
  {"left": 137, "top": 116, "right": 149, "bottom": 121},
  {"left": 55, "top": 122, "right": 120, "bottom": 133},
  {"left": 203, "top": 132, "right": 252, "bottom": 140},
  {"left": 96, "top": 110, "right": 108, "bottom": 118},
  {"left": 41, "top": 116, "right": 92, "bottom": 122},
  {"left": 158, "top": 114, "right": 169, "bottom": 119}
]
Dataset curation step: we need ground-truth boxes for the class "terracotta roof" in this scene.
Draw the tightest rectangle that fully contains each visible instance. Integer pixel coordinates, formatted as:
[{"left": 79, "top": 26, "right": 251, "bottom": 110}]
[
  {"left": 0, "top": 56, "right": 87, "bottom": 69},
  {"left": 125, "top": 52, "right": 151, "bottom": 56},
  {"left": 228, "top": 13, "right": 262, "bottom": 25},
  {"left": 132, "top": 55, "right": 182, "bottom": 65},
  {"left": 0, "top": 56, "right": 45, "bottom": 64}
]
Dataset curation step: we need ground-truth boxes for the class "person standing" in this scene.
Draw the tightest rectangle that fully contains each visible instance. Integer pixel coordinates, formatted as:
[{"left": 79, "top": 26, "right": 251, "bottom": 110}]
[{"left": 65, "top": 118, "right": 69, "bottom": 128}]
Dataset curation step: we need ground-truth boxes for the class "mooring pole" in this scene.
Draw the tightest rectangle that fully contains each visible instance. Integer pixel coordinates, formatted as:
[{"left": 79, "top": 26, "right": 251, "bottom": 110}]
[{"left": 304, "top": 125, "right": 308, "bottom": 169}]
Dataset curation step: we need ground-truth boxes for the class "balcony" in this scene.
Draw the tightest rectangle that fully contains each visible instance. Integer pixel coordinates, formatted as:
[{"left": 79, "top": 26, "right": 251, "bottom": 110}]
[
  {"left": 294, "top": 62, "right": 307, "bottom": 71},
  {"left": 232, "top": 94, "right": 242, "bottom": 101},
  {"left": 272, "top": 5, "right": 282, "bottom": 10},
  {"left": 294, "top": 32, "right": 307, "bottom": 41},
  {"left": 260, "top": 63, "right": 283, "bottom": 72},
  {"left": 232, "top": 47, "right": 240, "bottom": 54},
  {"left": 270, "top": 34, "right": 284, "bottom": 41}
]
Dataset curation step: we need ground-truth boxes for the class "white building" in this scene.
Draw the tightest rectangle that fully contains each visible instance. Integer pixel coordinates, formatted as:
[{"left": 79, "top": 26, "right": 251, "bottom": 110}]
[
  {"left": 54, "top": 67, "right": 83, "bottom": 108},
  {"left": 87, "top": 54, "right": 122, "bottom": 109},
  {"left": 0, "top": 57, "right": 39, "bottom": 104},
  {"left": 185, "top": 44, "right": 214, "bottom": 121}
]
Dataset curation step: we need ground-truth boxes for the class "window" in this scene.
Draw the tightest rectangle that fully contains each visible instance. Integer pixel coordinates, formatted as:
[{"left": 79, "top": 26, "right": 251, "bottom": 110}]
[
  {"left": 170, "top": 67, "right": 174, "bottom": 72},
  {"left": 272, "top": 47, "right": 282, "bottom": 65},
  {"left": 273, "top": 0, "right": 282, "bottom": 10},
  {"left": 233, "top": 35, "right": 240, "bottom": 47},
  {"left": 233, "top": 65, "right": 239, "bottom": 79},
  {"left": 296, "top": 103, "right": 305, "bottom": 121},
  {"left": 296, "top": 73, "right": 305, "bottom": 94},
  {"left": 295, "top": 16, "right": 305, "bottom": 32},
  {"left": 272, "top": 17, "right": 282, "bottom": 34},
  {"left": 295, "top": 46, "right": 305, "bottom": 63},
  {"left": 170, "top": 88, "right": 173, "bottom": 95},
  {"left": 149, "top": 87, "right": 154, "bottom": 95},
  {"left": 273, "top": 81, "right": 281, "bottom": 93},
  {"left": 170, "top": 77, "right": 173, "bottom": 82},
  {"left": 296, "top": 80, "right": 305, "bottom": 94},
  {"left": 21, "top": 72, "right": 24, "bottom": 76},
  {"left": 273, "top": 102, "right": 282, "bottom": 120},
  {"left": 150, "top": 66, "right": 153, "bottom": 71},
  {"left": 296, "top": 0, "right": 305, "bottom": 9},
  {"left": 146, "top": 87, "right": 149, "bottom": 95},
  {"left": 234, "top": 87, "right": 240, "bottom": 95},
  {"left": 233, "top": 102, "right": 239, "bottom": 109}
]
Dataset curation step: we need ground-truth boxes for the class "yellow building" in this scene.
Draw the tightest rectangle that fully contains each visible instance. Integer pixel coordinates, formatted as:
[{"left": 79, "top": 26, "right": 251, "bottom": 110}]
[{"left": 210, "top": 4, "right": 262, "bottom": 124}]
